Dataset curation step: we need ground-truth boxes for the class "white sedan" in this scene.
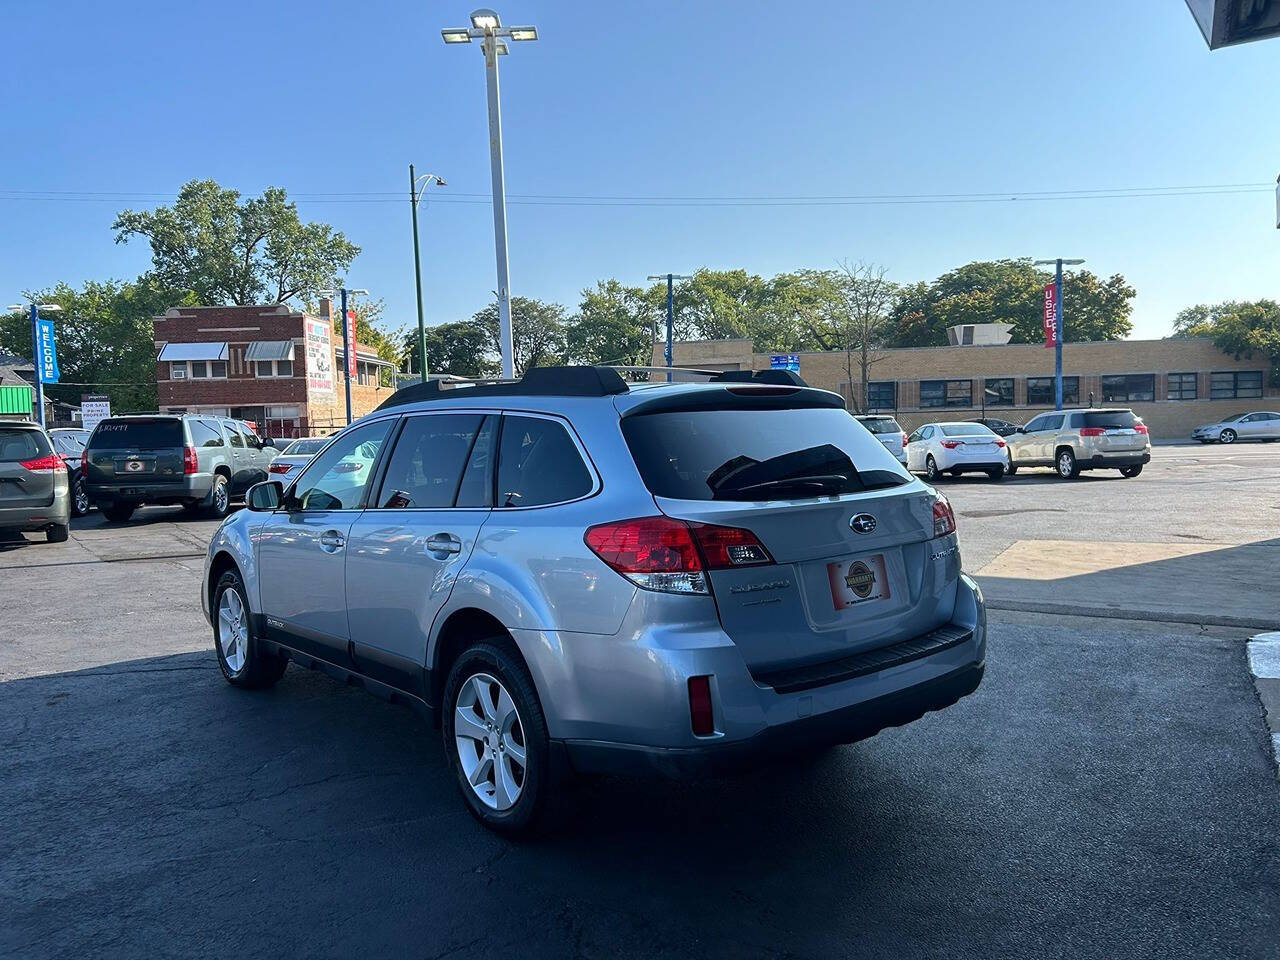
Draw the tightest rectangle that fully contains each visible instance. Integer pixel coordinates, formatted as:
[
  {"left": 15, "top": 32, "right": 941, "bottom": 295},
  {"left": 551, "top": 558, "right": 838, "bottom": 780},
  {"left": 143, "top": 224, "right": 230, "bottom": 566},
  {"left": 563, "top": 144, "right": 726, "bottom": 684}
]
[{"left": 906, "top": 422, "right": 1009, "bottom": 482}]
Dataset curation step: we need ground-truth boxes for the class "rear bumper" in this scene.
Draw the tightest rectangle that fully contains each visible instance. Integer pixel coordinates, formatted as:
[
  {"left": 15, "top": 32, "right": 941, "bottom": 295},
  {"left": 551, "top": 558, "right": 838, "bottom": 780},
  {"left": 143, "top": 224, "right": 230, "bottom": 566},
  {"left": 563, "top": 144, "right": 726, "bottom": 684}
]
[
  {"left": 87, "top": 474, "right": 213, "bottom": 505},
  {"left": 943, "top": 461, "right": 1005, "bottom": 474},
  {"left": 0, "top": 502, "right": 71, "bottom": 531},
  {"left": 1082, "top": 451, "right": 1150, "bottom": 469}
]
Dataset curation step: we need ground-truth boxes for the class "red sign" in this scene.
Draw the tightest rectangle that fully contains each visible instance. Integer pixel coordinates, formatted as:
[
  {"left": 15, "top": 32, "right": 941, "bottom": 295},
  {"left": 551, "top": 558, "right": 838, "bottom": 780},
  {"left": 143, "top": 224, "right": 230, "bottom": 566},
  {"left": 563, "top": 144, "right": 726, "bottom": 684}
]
[
  {"left": 344, "top": 310, "right": 358, "bottom": 378},
  {"left": 1042, "top": 283, "right": 1059, "bottom": 349}
]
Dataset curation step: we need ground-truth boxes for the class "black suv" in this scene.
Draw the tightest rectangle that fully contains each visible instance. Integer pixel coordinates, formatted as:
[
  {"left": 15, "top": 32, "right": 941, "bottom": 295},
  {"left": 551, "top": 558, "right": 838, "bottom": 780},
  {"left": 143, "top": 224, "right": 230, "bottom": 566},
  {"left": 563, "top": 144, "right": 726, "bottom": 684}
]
[{"left": 84, "top": 415, "right": 277, "bottom": 522}]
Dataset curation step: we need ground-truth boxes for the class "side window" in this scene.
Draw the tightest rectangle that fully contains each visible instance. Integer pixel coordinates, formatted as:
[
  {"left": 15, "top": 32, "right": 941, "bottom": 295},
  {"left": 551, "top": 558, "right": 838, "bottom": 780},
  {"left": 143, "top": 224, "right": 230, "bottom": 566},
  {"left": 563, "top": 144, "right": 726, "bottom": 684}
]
[
  {"left": 907, "top": 429, "right": 923, "bottom": 443},
  {"left": 1042, "top": 415, "right": 1064, "bottom": 431},
  {"left": 243, "top": 426, "right": 263, "bottom": 450},
  {"left": 1067, "top": 413, "right": 1083, "bottom": 428},
  {"left": 921, "top": 426, "right": 934, "bottom": 440},
  {"left": 456, "top": 416, "right": 497, "bottom": 508},
  {"left": 290, "top": 419, "right": 392, "bottom": 511},
  {"left": 376, "top": 414, "right": 484, "bottom": 509},
  {"left": 190, "top": 419, "right": 224, "bottom": 448},
  {"left": 1024, "top": 416, "right": 1046, "bottom": 432},
  {"left": 496, "top": 416, "right": 593, "bottom": 508},
  {"left": 225, "top": 421, "right": 245, "bottom": 448}
]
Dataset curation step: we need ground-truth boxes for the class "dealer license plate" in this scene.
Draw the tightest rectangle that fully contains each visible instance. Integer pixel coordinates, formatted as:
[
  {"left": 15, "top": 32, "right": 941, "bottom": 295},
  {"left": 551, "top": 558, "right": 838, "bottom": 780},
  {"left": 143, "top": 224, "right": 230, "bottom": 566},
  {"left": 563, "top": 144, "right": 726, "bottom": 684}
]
[{"left": 827, "top": 554, "right": 891, "bottom": 608}]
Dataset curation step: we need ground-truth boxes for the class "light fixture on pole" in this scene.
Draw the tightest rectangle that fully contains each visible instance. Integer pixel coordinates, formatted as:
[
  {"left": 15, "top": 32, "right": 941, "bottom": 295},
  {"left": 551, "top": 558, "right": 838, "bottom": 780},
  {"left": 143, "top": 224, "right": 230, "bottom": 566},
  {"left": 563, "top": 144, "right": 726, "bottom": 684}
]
[
  {"left": 8, "top": 300, "right": 62, "bottom": 427},
  {"left": 647, "top": 274, "right": 692, "bottom": 382},
  {"left": 1033, "top": 258, "right": 1085, "bottom": 411},
  {"left": 318, "top": 287, "right": 369, "bottom": 424},
  {"left": 409, "top": 165, "right": 446, "bottom": 382},
  {"left": 442, "top": 8, "right": 539, "bottom": 380}
]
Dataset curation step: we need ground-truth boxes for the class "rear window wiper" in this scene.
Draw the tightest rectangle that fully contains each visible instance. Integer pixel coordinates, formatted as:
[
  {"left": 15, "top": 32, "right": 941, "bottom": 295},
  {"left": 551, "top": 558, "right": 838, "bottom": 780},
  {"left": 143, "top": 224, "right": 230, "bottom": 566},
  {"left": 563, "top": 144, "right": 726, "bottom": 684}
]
[{"left": 724, "top": 473, "right": 851, "bottom": 496}]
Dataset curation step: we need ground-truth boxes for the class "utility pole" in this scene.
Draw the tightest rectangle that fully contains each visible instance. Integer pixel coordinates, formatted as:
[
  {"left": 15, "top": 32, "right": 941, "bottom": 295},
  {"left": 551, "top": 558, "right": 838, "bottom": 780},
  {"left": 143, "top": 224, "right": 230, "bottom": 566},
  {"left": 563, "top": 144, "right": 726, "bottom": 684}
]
[
  {"left": 1034, "top": 257, "right": 1084, "bottom": 410},
  {"left": 409, "top": 165, "right": 446, "bottom": 381},
  {"left": 647, "top": 273, "right": 690, "bottom": 382},
  {"left": 340, "top": 288, "right": 353, "bottom": 424}
]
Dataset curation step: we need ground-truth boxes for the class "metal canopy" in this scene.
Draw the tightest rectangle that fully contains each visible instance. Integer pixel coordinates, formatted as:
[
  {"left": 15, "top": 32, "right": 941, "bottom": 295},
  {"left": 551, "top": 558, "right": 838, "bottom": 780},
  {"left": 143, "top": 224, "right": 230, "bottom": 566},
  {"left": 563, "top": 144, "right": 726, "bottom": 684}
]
[
  {"left": 243, "top": 341, "right": 296, "bottom": 362},
  {"left": 157, "top": 342, "right": 228, "bottom": 362}
]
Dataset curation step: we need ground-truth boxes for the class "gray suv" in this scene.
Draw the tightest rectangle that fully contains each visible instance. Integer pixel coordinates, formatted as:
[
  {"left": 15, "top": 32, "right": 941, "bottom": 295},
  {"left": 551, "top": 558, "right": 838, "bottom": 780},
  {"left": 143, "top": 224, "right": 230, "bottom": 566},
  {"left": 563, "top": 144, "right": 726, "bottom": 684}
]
[
  {"left": 0, "top": 422, "right": 71, "bottom": 542},
  {"left": 85, "top": 415, "right": 277, "bottom": 522},
  {"left": 201, "top": 367, "right": 986, "bottom": 833}
]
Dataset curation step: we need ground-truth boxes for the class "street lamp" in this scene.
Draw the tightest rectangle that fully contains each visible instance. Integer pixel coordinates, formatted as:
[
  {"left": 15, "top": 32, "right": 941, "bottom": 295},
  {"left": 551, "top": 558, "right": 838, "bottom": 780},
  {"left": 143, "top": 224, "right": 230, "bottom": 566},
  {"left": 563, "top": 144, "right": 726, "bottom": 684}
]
[
  {"left": 7, "top": 301, "right": 62, "bottom": 427},
  {"left": 409, "top": 166, "right": 446, "bottom": 382},
  {"left": 1033, "top": 258, "right": 1085, "bottom": 411},
  {"left": 318, "top": 287, "right": 369, "bottom": 424},
  {"left": 441, "top": 8, "right": 539, "bottom": 380}
]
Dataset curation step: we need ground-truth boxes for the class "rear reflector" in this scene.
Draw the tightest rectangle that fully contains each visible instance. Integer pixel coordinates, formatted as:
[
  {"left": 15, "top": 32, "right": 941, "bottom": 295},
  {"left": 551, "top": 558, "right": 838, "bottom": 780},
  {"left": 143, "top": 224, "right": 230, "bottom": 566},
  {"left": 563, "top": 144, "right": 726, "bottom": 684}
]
[
  {"left": 20, "top": 455, "right": 65, "bottom": 474},
  {"left": 932, "top": 496, "right": 956, "bottom": 538},
  {"left": 688, "top": 676, "right": 714, "bottom": 736}
]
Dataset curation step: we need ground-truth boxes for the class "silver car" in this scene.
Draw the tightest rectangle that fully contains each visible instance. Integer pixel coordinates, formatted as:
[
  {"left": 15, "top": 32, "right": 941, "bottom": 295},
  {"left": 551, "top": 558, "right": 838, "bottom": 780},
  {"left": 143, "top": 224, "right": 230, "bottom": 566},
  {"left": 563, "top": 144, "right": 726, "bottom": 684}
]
[
  {"left": 1191, "top": 411, "right": 1280, "bottom": 444},
  {"left": 0, "top": 422, "right": 71, "bottom": 543},
  {"left": 1007, "top": 407, "right": 1152, "bottom": 479},
  {"left": 201, "top": 367, "right": 986, "bottom": 833},
  {"left": 855, "top": 414, "right": 908, "bottom": 464},
  {"left": 266, "top": 436, "right": 329, "bottom": 482}
]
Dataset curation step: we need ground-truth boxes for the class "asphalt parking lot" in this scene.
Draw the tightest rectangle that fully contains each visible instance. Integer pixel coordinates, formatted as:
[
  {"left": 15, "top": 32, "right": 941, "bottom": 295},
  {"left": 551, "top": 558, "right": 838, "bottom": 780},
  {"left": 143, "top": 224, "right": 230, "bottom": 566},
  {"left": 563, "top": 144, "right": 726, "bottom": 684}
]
[{"left": 2, "top": 443, "right": 1277, "bottom": 959}]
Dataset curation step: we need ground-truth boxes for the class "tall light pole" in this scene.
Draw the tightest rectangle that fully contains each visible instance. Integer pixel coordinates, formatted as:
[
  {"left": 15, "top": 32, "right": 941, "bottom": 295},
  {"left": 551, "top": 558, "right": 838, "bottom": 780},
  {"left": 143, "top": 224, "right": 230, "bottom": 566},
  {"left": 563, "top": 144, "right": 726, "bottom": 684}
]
[
  {"left": 409, "top": 165, "right": 446, "bottom": 381},
  {"left": 443, "top": 9, "right": 538, "bottom": 380},
  {"left": 647, "top": 274, "right": 691, "bottom": 382},
  {"left": 1033, "top": 258, "right": 1084, "bottom": 410},
  {"left": 8, "top": 300, "right": 62, "bottom": 427},
  {"left": 319, "top": 287, "right": 368, "bottom": 424}
]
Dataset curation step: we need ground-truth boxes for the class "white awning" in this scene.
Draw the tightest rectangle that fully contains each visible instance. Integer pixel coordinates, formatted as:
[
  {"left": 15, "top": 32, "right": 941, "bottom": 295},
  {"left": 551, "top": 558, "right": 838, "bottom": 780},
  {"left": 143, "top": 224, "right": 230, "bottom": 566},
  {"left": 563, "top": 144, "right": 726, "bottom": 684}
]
[
  {"left": 243, "top": 341, "right": 296, "bottom": 362},
  {"left": 158, "top": 342, "right": 228, "bottom": 362}
]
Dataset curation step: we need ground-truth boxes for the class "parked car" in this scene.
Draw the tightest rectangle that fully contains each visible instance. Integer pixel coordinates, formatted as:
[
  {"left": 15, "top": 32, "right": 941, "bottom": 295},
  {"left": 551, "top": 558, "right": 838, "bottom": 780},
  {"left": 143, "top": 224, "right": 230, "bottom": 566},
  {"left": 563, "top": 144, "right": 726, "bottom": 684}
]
[
  {"left": 1191, "top": 411, "right": 1280, "bottom": 444},
  {"left": 1006, "top": 408, "right": 1151, "bottom": 479},
  {"left": 854, "top": 414, "right": 908, "bottom": 464},
  {"left": 202, "top": 366, "right": 985, "bottom": 834},
  {"left": 266, "top": 436, "right": 329, "bottom": 482},
  {"left": 50, "top": 427, "right": 92, "bottom": 516},
  {"left": 906, "top": 422, "right": 1008, "bottom": 481},
  {"left": 969, "top": 417, "right": 1020, "bottom": 438},
  {"left": 84, "top": 414, "right": 277, "bottom": 522},
  {"left": 0, "top": 421, "right": 71, "bottom": 542}
]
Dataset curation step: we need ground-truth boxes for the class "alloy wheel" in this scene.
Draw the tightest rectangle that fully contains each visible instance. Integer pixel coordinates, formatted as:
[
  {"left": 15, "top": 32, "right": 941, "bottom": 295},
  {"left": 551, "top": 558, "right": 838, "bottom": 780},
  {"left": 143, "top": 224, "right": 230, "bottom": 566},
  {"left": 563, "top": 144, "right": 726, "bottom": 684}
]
[
  {"left": 454, "top": 672, "right": 527, "bottom": 812},
  {"left": 73, "top": 476, "right": 90, "bottom": 515},
  {"left": 1220, "top": 429, "right": 1236, "bottom": 444},
  {"left": 214, "top": 481, "right": 229, "bottom": 514},
  {"left": 217, "top": 588, "right": 249, "bottom": 673},
  {"left": 1058, "top": 452, "right": 1074, "bottom": 477}
]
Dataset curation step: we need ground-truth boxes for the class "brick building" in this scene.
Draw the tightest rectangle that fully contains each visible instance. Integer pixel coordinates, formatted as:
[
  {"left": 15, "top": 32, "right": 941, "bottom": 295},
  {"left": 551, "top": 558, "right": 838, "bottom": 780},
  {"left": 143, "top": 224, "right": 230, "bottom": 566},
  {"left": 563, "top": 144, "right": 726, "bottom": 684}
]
[
  {"left": 657, "top": 335, "right": 1278, "bottom": 439},
  {"left": 155, "top": 300, "right": 395, "bottom": 438}
]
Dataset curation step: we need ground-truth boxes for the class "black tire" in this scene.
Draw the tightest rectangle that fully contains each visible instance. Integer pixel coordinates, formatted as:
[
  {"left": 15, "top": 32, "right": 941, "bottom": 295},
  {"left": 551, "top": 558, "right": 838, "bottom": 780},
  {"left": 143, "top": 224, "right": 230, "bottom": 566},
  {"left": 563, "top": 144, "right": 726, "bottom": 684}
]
[
  {"left": 925, "top": 455, "right": 941, "bottom": 482},
  {"left": 1055, "top": 448, "right": 1079, "bottom": 479},
  {"left": 1220, "top": 429, "right": 1237, "bottom": 445},
  {"left": 1119, "top": 465, "right": 1143, "bottom": 478},
  {"left": 205, "top": 474, "right": 231, "bottom": 519},
  {"left": 70, "top": 473, "right": 90, "bottom": 517},
  {"left": 211, "top": 569, "right": 288, "bottom": 689},
  {"left": 102, "top": 503, "right": 135, "bottom": 523},
  {"left": 442, "top": 640, "right": 553, "bottom": 836},
  {"left": 47, "top": 523, "right": 69, "bottom": 543},
  {"left": 987, "top": 468, "right": 1004, "bottom": 481}
]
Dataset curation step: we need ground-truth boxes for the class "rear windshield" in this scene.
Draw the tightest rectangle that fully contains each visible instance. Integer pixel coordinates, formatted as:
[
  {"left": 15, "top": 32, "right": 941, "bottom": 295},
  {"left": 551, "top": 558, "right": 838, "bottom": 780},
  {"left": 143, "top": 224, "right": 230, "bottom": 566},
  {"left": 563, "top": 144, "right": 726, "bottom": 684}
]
[
  {"left": 283, "top": 438, "right": 327, "bottom": 455},
  {"left": 940, "top": 424, "right": 993, "bottom": 437},
  {"left": 622, "top": 407, "right": 909, "bottom": 501},
  {"left": 0, "top": 428, "right": 51, "bottom": 462},
  {"left": 88, "top": 419, "right": 183, "bottom": 449},
  {"left": 1082, "top": 411, "right": 1140, "bottom": 429},
  {"left": 858, "top": 417, "right": 902, "bottom": 434}
]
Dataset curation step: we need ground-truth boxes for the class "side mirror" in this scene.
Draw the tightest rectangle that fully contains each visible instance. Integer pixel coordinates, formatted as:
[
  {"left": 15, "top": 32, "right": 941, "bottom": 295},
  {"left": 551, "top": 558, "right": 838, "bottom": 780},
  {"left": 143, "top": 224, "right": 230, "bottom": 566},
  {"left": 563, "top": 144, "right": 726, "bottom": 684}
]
[
  {"left": 247, "top": 480, "right": 283, "bottom": 512},
  {"left": 1015, "top": 426, "right": 1026, "bottom": 434},
  {"left": 262, "top": 436, "right": 275, "bottom": 448}
]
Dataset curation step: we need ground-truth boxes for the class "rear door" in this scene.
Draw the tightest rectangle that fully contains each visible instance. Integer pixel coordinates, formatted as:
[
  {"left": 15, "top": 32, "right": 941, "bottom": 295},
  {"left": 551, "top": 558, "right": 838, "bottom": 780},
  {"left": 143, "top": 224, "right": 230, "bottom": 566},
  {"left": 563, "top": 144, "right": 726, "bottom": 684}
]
[
  {"left": 0, "top": 427, "right": 56, "bottom": 510},
  {"left": 1081, "top": 410, "right": 1146, "bottom": 453},
  {"left": 621, "top": 403, "right": 952, "bottom": 672},
  {"left": 83, "top": 418, "right": 185, "bottom": 492},
  {"left": 220, "top": 420, "right": 253, "bottom": 492}
]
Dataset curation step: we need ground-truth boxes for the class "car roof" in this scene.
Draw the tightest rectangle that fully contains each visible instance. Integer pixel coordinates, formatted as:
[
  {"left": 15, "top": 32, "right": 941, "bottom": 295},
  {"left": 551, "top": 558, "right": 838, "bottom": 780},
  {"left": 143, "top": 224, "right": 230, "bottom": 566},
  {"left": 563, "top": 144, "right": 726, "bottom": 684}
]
[{"left": 0, "top": 420, "right": 43, "bottom": 430}]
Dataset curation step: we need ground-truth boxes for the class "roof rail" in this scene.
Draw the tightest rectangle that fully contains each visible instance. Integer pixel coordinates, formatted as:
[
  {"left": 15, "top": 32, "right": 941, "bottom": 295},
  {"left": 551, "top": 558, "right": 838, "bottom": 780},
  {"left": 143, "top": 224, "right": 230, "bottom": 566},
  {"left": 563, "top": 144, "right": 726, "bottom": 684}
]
[
  {"left": 376, "top": 365, "right": 629, "bottom": 411},
  {"left": 709, "top": 369, "right": 810, "bottom": 387}
]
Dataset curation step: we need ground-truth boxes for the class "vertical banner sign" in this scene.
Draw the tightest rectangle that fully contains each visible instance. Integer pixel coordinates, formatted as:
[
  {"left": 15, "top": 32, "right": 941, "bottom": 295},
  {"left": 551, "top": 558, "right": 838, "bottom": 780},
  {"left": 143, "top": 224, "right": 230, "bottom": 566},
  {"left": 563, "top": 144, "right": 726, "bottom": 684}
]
[
  {"left": 37, "top": 318, "right": 61, "bottom": 383},
  {"left": 304, "top": 318, "right": 335, "bottom": 396},
  {"left": 1042, "top": 283, "right": 1059, "bottom": 349},
  {"left": 345, "top": 310, "right": 358, "bottom": 379}
]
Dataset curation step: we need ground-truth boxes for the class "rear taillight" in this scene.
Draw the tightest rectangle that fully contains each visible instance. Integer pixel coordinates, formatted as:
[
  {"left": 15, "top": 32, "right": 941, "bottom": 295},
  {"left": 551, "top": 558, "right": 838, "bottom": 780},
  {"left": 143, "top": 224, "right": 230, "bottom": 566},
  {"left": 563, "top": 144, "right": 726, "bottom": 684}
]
[
  {"left": 183, "top": 445, "right": 199, "bottom": 474},
  {"left": 941, "top": 440, "right": 960, "bottom": 449},
  {"left": 932, "top": 496, "right": 956, "bottom": 538},
  {"left": 584, "top": 516, "right": 773, "bottom": 595},
  {"left": 1134, "top": 423, "right": 1149, "bottom": 435},
  {"left": 688, "top": 676, "right": 715, "bottom": 736},
  {"left": 995, "top": 439, "right": 1007, "bottom": 448},
  {"left": 901, "top": 432, "right": 908, "bottom": 448},
  {"left": 1080, "top": 427, "right": 1106, "bottom": 437},
  {"left": 268, "top": 462, "right": 292, "bottom": 475},
  {"left": 20, "top": 455, "right": 65, "bottom": 474}
]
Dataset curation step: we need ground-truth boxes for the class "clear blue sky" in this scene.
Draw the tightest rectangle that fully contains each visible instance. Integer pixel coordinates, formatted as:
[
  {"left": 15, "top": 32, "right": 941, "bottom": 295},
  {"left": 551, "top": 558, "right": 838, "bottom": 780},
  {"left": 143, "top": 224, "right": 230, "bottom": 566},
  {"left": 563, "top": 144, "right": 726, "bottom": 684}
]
[{"left": 3, "top": 0, "right": 1277, "bottom": 341}]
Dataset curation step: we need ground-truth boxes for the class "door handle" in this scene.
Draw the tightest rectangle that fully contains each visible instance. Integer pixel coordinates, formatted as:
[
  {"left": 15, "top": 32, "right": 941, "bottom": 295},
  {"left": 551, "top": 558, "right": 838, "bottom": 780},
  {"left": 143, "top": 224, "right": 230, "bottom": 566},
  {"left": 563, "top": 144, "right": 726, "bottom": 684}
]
[
  {"left": 424, "top": 533, "right": 462, "bottom": 557},
  {"left": 319, "top": 530, "right": 346, "bottom": 552}
]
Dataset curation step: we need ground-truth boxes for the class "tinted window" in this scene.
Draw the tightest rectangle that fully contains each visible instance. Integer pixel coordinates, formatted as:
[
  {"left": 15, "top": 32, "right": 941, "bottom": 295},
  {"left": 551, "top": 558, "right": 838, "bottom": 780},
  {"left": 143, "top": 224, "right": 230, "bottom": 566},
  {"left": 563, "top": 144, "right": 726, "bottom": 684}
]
[
  {"left": 920, "top": 379, "right": 972, "bottom": 408},
  {"left": 940, "top": 423, "right": 993, "bottom": 437},
  {"left": 224, "top": 422, "right": 244, "bottom": 448},
  {"left": 456, "top": 416, "right": 497, "bottom": 508},
  {"left": 982, "top": 378, "right": 1014, "bottom": 406},
  {"left": 1024, "top": 416, "right": 1048, "bottom": 432},
  {"left": 190, "top": 419, "right": 224, "bottom": 448},
  {"left": 1041, "top": 415, "right": 1064, "bottom": 430},
  {"left": 0, "top": 428, "right": 49, "bottom": 462},
  {"left": 88, "top": 419, "right": 182, "bottom": 449},
  {"left": 282, "top": 438, "right": 326, "bottom": 456},
  {"left": 1027, "top": 377, "right": 1080, "bottom": 406},
  {"left": 1168, "top": 373, "right": 1197, "bottom": 400},
  {"left": 497, "top": 416, "right": 593, "bottom": 507},
  {"left": 1082, "top": 411, "right": 1140, "bottom": 429},
  {"left": 376, "top": 414, "right": 483, "bottom": 509},
  {"left": 622, "top": 407, "right": 909, "bottom": 502},
  {"left": 858, "top": 417, "right": 902, "bottom": 434},
  {"left": 290, "top": 419, "right": 392, "bottom": 511},
  {"left": 1101, "top": 374, "right": 1154, "bottom": 403},
  {"left": 866, "top": 382, "right": 896, "bottom": 410}
]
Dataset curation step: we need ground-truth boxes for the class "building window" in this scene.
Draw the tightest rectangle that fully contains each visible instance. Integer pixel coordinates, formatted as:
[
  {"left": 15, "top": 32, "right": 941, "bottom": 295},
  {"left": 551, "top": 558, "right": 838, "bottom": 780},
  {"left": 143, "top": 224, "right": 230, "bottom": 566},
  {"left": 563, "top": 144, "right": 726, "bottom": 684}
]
[
  {"left": 866, "top": 381, "right": 896, "bottom": 410},
  {"left": 982, "top": 378, "right": 1014, "bottom": 407},
  {"left": 1101, "top": 374, "right": 1155, "bottom": 403},
  {"left": 179, "top": 360, "right": 228, "bottom": 379},
  {"left": 1027, "top": 376, "right": 1080, "bottom": 406},
  {"left": 1168, "top": 373, "right": 1197, "bottom": 401},
  {"left": 254, "top": 359, "right": 293, "bottom": 378},
  {"left": 920, "top": 379, "right": 972, "bottom": 408},
  {"left": 1210, "top": 370, "right": 1263, "bottom": 399}
]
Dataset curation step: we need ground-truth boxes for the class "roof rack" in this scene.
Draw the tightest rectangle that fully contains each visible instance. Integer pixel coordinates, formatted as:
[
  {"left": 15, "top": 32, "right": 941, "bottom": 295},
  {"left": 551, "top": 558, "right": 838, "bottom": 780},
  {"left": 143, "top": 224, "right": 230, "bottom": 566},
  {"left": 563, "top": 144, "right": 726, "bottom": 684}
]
[{"left": 375, "top": 365, "right": 630, "bottom": 411}]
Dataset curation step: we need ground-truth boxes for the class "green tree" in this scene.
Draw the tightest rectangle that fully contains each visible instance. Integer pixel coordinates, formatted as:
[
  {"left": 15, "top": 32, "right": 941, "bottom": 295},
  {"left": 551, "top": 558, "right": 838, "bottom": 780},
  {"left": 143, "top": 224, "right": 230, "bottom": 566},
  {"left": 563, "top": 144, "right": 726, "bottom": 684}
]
[
  {"left": 401, "top": 320, "right": 498, "bottom": 379},
  {"left": 113, "top": 180, "right": 359, "bottom": 305},
  {"left": 1174, "top": 299, "right": 1280, "bottom": 386},
  {"left": 474, "top": 297, "right": 568, "bottom": 377},
  {"left": 565, "top": 279, "right": 658, "bottom": 366}
]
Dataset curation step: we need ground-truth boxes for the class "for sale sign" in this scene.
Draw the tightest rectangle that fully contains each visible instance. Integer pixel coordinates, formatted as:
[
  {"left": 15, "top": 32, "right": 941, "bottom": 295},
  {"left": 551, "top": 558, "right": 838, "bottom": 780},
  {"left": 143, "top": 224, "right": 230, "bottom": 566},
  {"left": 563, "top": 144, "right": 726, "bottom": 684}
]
[
  {"left": 304, "top": 318, "right": 334, "bottom": 396},
  {"left": 1042, "top": 283, "right": 1059, "bottom": 349},
  {"left": 80, "top": 395, "right": 111, "bottom": 431}
]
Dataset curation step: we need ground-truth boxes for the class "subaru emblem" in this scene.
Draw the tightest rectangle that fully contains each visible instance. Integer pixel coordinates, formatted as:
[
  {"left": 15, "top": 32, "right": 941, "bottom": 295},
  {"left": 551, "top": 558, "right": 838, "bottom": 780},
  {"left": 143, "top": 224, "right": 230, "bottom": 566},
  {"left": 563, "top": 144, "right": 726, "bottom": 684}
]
[{"left": 850, "top": 513, "right": 877, "bottom": 534}]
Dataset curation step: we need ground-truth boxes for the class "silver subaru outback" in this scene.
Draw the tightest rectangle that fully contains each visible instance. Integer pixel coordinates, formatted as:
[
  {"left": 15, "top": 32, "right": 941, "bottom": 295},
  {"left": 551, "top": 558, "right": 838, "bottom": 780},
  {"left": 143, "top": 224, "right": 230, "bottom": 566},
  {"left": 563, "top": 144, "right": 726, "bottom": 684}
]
[{"left": 202, "top": 366, "right": 986, "bottom": 833}]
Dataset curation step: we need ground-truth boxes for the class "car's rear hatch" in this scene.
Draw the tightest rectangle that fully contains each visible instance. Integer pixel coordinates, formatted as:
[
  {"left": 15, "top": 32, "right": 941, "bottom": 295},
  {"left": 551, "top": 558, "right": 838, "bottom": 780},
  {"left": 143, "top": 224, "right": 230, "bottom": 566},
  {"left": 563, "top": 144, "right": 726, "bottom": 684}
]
[
  {"left": 1081, "top": 410, "right": 1147, "bottom": 452},
  {"left": 84, "top": 418, "right": 186, "bottom": 489},
  {"left": 0, "top": 427, "right": 56, "bottom": 510},
  {"left": 938, "top": 425, "right": 1004, "bottom": 460},
  {"left": 621, "top": 395, "right": 959, "bottom": 673},
  {"left": 859, "top": 417, "right": 905, "bottom": 458}
]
